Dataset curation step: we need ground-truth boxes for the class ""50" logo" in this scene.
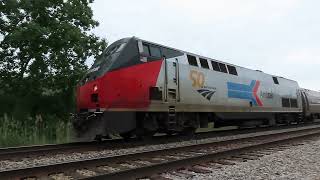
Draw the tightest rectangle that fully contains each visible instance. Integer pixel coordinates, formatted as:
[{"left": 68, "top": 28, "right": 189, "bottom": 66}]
[{"left": 190, "top": 70, "right": 205, "bottom": 88}]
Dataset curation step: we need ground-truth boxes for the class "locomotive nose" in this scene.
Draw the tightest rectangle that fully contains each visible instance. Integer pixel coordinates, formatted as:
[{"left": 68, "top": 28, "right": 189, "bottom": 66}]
[{"left": 77, "top": 79, "right": 104, "bottom": 112}]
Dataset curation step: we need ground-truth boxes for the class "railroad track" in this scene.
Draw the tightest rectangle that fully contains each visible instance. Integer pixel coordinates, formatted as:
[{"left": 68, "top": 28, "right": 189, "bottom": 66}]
[
  {"left": 0, "top": 140, "right": 116, "bottom": 161},
  {"left": 1, "top": 124, "right": 320, "bottom": 180},
  {"left": 0, "top": 123, "right": 315, "bottom": 161}
]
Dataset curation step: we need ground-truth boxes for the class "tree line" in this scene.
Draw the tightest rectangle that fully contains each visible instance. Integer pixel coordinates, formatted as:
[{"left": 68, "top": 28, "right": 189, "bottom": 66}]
[{"left": 0, "top": 0, "right": 106, "bottom": 120}]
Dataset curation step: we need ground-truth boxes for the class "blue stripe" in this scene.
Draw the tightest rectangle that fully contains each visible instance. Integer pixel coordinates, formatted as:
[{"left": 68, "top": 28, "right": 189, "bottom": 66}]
[
  {"left": 227, "top": 80, "right": 258, "bottom": 106},
  {"left": 227, "top": 83, "right": 251, "bottom": 92},
  {"left": 252, "top": 98, "right": 258, "bottom": 106},
  {"left": 227, "top": 80, "right": 256, "bottom": 92},
  {"left": 249, "top": 80, "right": 256, "bottom": 89},
  {"left": 228, "top": 90, "right": 252, "bottom": 100}
]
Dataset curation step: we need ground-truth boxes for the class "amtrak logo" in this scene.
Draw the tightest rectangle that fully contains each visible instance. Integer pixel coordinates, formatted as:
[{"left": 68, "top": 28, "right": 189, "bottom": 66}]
[
  {"left": 189, "top": 70, "right": 216, "bottom": 101},
  {"left": 197, "top": 89, "right": 216, "bottom": 101},
  {"left": 227, "top": 80, "right": 263, "bottom": 106}
]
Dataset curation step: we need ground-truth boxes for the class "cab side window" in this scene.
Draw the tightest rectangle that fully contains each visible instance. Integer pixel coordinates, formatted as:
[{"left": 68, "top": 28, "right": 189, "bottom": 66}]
[
  {"left": 150, "top": 46, "right": 161, "bottom": 58},
  {"left": 143, "top": 43, "right": 162, "bottom": 59},
  {"left": 143, "top": 44, "right": 150, "bottom": 56}
]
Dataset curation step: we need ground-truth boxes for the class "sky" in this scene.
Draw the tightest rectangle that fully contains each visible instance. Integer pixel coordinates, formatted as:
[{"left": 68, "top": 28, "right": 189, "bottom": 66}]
[{"left": 90, "top": 0, "right": 320, "bottom": 90}]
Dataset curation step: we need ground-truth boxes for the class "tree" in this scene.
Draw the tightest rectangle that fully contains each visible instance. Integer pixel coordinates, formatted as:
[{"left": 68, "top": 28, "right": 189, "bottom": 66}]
[{"left": 0, "top": 0, "right": 107, "bottom": 116}]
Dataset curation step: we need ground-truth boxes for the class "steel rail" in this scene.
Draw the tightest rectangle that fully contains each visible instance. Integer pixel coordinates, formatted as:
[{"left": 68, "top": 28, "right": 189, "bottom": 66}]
[
  {"left": 1, "top": 124, "right": 320, "bottom": 179},
  {"left": 0, "top": 141, "right": 114, "bottom": 161}
]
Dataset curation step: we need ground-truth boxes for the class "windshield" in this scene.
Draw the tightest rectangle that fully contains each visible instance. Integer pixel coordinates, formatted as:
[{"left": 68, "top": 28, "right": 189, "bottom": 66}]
[
  {"left": 90, "top": 42, "right": 126, "bottom": 71},
  {"left": 81, "top": 41, "right": 127, "bottom": 84}
]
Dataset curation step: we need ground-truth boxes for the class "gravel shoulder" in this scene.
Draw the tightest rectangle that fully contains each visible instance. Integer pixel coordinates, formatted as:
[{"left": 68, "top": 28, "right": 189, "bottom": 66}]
[{"left": 176, "top": 137, "right": 320, "bottom": 180}]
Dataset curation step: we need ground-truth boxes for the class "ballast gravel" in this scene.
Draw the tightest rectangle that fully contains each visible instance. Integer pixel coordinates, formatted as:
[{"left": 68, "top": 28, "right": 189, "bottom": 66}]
[
  {"left": 0, "top": 125, "right": 320, "bottom": 177},
  {"left": 164, "top": 137, "right": 320, "bottom": 180}
]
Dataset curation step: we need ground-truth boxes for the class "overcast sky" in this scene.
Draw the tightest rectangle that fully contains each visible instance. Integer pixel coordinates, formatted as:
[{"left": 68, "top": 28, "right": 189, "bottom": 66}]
[{"left": 90, "top": 0, "right": 319, "bottom": 90}]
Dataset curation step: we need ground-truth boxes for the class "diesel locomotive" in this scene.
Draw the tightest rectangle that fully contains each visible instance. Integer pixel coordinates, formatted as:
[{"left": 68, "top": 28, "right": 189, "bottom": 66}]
[{"left": 74, "top": 37, "right": 320, "bottom": 140}]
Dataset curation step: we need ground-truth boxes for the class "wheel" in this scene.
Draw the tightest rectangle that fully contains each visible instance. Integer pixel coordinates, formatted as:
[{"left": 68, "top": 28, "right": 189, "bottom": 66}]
[
  {"left": 165, "top": 130, "right": 175, "bottom": 136},
  {"left": 94, "top": 135, "right": 103, "bottom": 143},
  {"left": 181, "top": 127, "right": 196, "bottom": 138},
  {"left": 120, "top": 132, "right": 132, "bottom": 140},
  {"left": 144, "top": 130, "right": 156, "bottom": 137}
]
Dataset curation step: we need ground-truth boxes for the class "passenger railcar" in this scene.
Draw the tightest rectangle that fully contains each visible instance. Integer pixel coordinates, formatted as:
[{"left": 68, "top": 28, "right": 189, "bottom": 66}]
[
  {"left": 74, "top": 37, "right": 319, "bottom": 140},
  {"left": 301, "top": 89, "right": 320, "bottom": 119}
]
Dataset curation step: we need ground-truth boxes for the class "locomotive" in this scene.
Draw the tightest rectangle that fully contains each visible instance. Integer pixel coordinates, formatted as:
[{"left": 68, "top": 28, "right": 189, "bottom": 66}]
[{"left": 74, "top": 37, "right": 320, "bottom": 140}]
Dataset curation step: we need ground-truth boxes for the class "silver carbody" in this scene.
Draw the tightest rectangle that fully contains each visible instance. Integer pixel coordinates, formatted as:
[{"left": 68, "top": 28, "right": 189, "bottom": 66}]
[
  {"left": 302, "top": 89, "right": 320, "bottom": 114},
  {"left": 150, "top": 51, "right": 302, "bottom": 114}
]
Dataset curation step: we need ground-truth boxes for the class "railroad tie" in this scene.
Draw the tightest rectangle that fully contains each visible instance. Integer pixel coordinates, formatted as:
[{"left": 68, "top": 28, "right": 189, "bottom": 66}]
[
  {"left": 170, "top": 170, "right": 195, "bottom": 178},
  {"left": 227, "top": 156, "right": 248, "bottom": 162},
  {"left": 232, "top": 155, "right": 258, "bottom": 161},
  {"left": 64, "top": 171, "right": 89, "bottom": 179},
  {"left": 97, "top": 165, "right": 121, "bottom": 172},
  {"left": 206, "top": 162, "right": 223, "bottom": 169},
  {"left": 49, "top": 173, "right": 73, "bottom": 180},
  {"left": 76, "top": 168, "right": 98, "bottom": 177},
  {"left": 188, "top": 165, "right": 212, "bottom": 174},
  {"left": 240, "top": 153, "right": 264, "bottom": 158},
  {"left": 211, "top": 160, "right": 236, "bottom": 166},
  {"left": 88, "top": 167, "right": 106, "bottom": 174},
  {"left": 150, "top": 175, "right": 174, "bottom": 180}
]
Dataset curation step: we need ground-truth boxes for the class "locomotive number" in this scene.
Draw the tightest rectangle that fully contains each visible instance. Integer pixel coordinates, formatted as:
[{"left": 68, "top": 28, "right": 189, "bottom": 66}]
[{"left": 190, "top": 70, "right": 205, "bottom": 88}]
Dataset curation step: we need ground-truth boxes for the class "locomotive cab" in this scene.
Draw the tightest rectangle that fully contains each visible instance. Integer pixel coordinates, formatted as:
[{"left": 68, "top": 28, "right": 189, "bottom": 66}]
[
  {"left": 77, "top": 38, "right": 139, "bottom": 112},
  {"left": 74, "top": 37, "right": 167, "bottom": 140},
  {"left": 76, "top": 37, "right": 175, "bottom": 113}
]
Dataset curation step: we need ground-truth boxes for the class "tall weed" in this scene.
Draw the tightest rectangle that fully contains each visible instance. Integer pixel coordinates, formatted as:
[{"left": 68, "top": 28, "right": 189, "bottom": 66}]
[{"left": 0, "top": 114, "right": 72, "bottom": 147}]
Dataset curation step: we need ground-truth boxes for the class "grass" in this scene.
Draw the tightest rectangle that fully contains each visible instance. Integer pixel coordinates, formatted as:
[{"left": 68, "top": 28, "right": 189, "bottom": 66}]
[{"left": 0, "top": 114, "right": 72, "bottom": 147}]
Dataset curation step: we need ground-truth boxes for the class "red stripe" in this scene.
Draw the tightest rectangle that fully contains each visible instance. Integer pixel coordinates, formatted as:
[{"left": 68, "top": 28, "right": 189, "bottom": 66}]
[{"left": 253, "top": 81, "right": 263, "bottom": 106}]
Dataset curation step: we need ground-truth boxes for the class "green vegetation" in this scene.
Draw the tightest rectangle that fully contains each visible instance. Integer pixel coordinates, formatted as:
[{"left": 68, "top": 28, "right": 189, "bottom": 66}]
[
  {"left": 0, "top": 0, "right": 107, "bottom": 146},
  {"left": 0, "top": 114, "right": 72, "bottom": 147}
]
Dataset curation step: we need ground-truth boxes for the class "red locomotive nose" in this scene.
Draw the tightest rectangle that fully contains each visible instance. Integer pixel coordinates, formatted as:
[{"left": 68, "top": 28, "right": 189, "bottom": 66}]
[
  {"left": 76, "top": 37, "right": 165, "bottom": 113},
  {"left": 77, "top": 79, "right": 103, "bottom": 111}
]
